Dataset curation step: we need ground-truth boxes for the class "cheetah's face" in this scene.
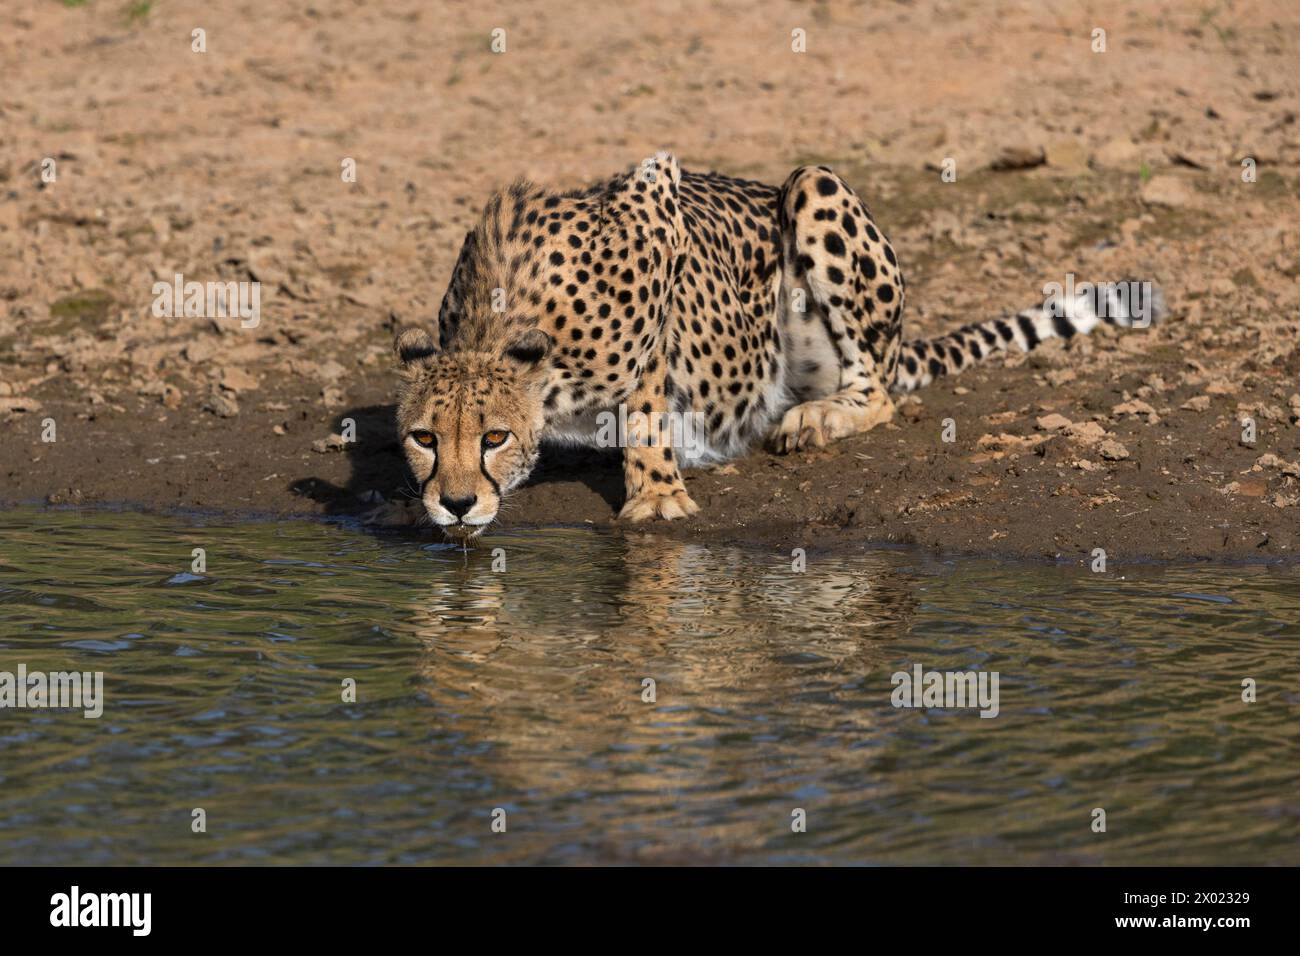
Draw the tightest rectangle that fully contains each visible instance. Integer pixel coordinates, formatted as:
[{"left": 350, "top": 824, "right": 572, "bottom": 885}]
[{"left": 394, "top": 327, "right": 552, "bottom": 542}]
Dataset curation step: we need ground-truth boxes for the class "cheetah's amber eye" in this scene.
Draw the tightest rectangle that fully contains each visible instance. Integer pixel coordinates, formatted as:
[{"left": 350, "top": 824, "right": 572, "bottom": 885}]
[
  {"left": 482, "top": 430, "right": 510, "bottom": 450},
  {"left": 411, "top": 430, "right": 435, "bottom": 449}
]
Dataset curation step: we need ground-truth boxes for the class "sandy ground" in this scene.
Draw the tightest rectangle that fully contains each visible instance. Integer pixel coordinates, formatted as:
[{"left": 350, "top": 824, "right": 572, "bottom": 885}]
[{"left": 2, "top": 0, "right": 1299, "bottom": 560}]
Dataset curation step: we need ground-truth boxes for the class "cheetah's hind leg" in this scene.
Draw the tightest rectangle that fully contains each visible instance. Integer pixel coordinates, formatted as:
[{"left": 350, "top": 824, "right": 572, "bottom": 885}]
[
  {"left": 769, "top": 375, "right": 895, "bottom": 453},
  {"left": 768, "top": 165, "right": 900, "bottom": 453}
]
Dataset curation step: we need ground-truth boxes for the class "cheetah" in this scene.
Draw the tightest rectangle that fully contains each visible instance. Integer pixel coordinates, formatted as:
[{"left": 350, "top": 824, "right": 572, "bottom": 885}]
[{"left": 395, "top": 152, "right": 1162, "bottom": 539}]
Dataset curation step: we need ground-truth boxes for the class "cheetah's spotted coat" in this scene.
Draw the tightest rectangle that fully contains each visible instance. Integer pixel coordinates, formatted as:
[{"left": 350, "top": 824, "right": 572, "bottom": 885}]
[{"left": 395, "top": 153, "right": 1160, "bottom": 534}]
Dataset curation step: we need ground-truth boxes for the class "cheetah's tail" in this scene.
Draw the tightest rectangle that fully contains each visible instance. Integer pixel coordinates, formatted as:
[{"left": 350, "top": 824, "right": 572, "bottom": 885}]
[{"left": 890, "top": 279, "right": 1166, "bottom": 393}]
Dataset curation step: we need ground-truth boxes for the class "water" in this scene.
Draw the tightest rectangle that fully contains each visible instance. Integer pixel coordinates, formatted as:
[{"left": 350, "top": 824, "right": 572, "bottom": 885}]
[{"left": 0, "top": 507, "right": 1296, "bottom": 865}]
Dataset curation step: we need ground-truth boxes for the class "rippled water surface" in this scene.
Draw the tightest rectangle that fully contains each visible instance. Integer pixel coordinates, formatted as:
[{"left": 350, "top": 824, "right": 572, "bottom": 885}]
[{"left": 0, "top": 507, "right": 1297, "bottom": 865}]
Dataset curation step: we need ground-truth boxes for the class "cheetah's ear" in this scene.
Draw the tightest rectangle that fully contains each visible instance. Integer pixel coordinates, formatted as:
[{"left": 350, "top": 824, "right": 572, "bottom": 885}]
[
  {"left": 502, "top": 327, "right": 553, "bottom": 371},
  {"left": 394, "top": 326, "right": 438, "bottom": 366}
]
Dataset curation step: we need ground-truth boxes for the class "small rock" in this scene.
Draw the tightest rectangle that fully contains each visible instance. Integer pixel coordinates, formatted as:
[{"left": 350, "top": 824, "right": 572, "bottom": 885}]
[
  {"left": 1065, "top": 420, "right": 1107, "bottom": 444},
  {"left": 1099, "top": 439, "right": 1130, "bottom": 461},
  {"left": 1181, "top": 395, "right": 1212, "bottom": 411},
  {"left": 1254, "top": 453, "right": 1300, "bottom": 478},
  {"left": 220, "top": 367, "right": 259, "bottom": 392},
  {"left": 312, "top": 433, "right": 347, "bottom": 453},
  {"left": 1036, "top": 413, "right": 1072, "bottom": 431},
  {"left": 1112, "top": 398, "right": 1156, "bottom": 419},
  {"left": 317, "top": 359, "right": 347, "bottom": 383},
  {"left": 204, "top": 388, "right": 240, "bottom": 418},
  {"left": 183, "top": 338, "right": 219, "bottom": 364},
  {"left": 977, "top": 432, "right": 1047, "bottom": 451},
  {"left": 1141, "top": 175, "right": 1197, "bottom": 208},
  {"left": 990, "top": 145, "right": 1046, "bottom": 171},
  {"left": 1092, "top": 137, "right": 1140, "bottom": 170},
  {"left": 0, "top": 396, "right": 40, "bottom": 414}
]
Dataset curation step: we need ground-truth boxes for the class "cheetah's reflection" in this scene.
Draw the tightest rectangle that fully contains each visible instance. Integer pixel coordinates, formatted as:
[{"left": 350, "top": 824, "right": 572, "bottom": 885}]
[{"left": 399, "top": 533, "right": 917, "bottom": 855}]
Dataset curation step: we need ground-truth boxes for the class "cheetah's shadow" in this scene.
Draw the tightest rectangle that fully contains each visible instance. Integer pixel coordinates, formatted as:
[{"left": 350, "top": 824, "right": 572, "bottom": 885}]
[{"left": 289, "top": 403, "right": 623, "bottom": 519}]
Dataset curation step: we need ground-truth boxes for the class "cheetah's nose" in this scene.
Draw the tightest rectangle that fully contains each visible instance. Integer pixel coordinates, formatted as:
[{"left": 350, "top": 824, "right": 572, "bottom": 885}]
[{"left": 440, "top": 494, "right": 477, "bottom": 520}]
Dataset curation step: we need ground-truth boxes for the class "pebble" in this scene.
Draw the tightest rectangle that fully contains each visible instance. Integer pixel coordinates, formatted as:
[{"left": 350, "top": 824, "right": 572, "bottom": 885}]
[
  {"left": 1036, "top": 413, "right": 1072, "bottom": 431},
  {"left": 311, "top": 433, "right": 347, "bottom": 453},
  {"left": 1141, "top": 175, "right": 1197, "bottom": 208},
  {"left": 1099, "top": 439, "right": 1130, "bottom": 461},
  {"left": 990, "top": 145, "right": 1046, "bottom": 171},
  {"left": 1092, "top": 137, "right": 1140, "bottom": 170},
  {"left": 1065, "top": 421, "right": 1107, "bottom": 444},
  {"left": 220, "top": 367, "right": 259, "bottom": 392},
  {"left": 204, "top": 388, "right": 240, "bottom": 418}
]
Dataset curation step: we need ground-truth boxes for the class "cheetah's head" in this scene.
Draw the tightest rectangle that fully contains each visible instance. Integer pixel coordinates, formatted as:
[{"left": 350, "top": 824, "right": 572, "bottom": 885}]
[{"left": 393, "top": 326, "right": 552, "bottom": 542}]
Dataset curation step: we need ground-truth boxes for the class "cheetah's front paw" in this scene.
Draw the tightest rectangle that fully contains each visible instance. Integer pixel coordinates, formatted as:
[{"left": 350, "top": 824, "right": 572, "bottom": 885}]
[{"left": 618, "top": 487, "right": 701, "bottom": 522}]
